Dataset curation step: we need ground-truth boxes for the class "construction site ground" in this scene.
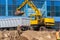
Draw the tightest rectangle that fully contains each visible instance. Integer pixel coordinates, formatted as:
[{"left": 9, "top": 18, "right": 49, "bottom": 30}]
[{"left": 0, "top": 29, "right": 58, "bottom": 40}]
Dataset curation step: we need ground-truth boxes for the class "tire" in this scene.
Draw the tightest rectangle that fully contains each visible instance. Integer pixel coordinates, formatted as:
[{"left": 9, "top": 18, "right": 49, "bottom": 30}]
[{"left": 39, "top": 26, "right": 47, "bottom": 31}]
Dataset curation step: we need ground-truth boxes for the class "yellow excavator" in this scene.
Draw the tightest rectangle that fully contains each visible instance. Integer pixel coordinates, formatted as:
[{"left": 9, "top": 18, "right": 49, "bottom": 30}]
[{"left": 15, "top": 0, "right": 55, "bottom": 30}]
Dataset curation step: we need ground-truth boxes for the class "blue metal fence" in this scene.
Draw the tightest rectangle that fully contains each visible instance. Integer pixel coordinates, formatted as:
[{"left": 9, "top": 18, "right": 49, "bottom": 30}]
[{"left": 0, "top": 0, "right": 60, "bottom": 22}]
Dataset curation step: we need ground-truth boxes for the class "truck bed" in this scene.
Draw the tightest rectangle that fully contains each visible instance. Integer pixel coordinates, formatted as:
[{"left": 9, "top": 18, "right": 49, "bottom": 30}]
[{"left": 0, "top": 17, "right": 30, "bottom": 28}]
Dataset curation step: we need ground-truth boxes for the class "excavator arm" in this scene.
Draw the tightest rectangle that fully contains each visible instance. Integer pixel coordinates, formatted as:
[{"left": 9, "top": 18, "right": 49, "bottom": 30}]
[
  {"left": 16, "top": 0, "right": 42, "bottom": 16},
  {"left": 16, "top": 0, "right": 28, "bottom": 10},
  {"left": 15, "top": 0, "right": 28, "bottom": 15},
  {"left": 27, "top": 1, "right": 42, "bottom": 16}
]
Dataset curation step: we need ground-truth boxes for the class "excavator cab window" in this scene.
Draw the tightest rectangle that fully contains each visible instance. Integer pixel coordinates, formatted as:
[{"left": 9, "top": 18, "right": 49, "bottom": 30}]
[
  {"left": 31, "top": 15, "right": 41, "bottom": 20},
  {"left": 31, "top": 16, "right": 36, "bottom": 20}
]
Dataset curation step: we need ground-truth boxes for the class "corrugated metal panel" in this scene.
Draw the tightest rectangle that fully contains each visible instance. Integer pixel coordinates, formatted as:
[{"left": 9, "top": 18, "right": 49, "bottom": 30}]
[{"left": 0, "top": 17, "right": 30, "bottom": 28}]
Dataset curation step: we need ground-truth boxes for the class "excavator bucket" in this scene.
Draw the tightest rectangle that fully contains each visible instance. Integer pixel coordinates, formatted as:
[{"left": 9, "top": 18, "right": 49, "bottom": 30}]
[
  {"left": 15, "top": 10, "right": 24, "bottom": 16},
  {"left": 15, "top": 0, "right": 28, "bottom": 16}
]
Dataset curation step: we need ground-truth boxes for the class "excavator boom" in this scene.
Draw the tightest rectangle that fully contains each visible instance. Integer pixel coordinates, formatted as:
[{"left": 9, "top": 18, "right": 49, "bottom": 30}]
[
  {"left": 16, "top": 0, "right": 42, "bottom": 16},
  {"left": 27, "top": 1, "right": 42, "bottom": 16}
]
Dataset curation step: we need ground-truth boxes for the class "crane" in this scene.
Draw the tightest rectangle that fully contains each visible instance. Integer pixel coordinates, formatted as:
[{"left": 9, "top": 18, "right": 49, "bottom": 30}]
[{"left": 15, "top": 0, "right": 55, "bottom": 30}]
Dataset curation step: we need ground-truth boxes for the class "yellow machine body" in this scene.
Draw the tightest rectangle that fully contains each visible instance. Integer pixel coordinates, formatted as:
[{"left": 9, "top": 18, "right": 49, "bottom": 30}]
[
  {"left": 30, "top": 18, "right": 55, "bottom": 26},
  {"left": 44, "top": 18, "right": 55, "bottom": 26},
  {"left": 30, "top": 14, "right": 55, "bottom": 26}
]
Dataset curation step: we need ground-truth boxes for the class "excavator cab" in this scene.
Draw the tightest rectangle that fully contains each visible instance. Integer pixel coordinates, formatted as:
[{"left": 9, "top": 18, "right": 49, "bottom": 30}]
[{"left": 30, "top": 14, "right": 41, "bottom": 26}]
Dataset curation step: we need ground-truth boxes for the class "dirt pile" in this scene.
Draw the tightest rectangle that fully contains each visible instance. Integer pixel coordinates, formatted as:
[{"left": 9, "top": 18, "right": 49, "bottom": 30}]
[
  {"left": 21, "top": 30, "right": 56, "bottom": 40},
  {"left": 0, "top": 30, "right": 27, "bottom": 40},
  {"left": 0, "top": 30, "right": 57, "bottom": 40}
]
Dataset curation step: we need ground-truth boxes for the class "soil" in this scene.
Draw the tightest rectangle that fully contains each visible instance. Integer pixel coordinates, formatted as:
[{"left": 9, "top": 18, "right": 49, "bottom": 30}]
[{"left": 0, "top": 30, "right": 57, "bottom": 40}]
